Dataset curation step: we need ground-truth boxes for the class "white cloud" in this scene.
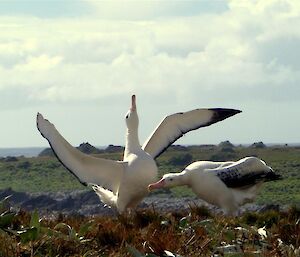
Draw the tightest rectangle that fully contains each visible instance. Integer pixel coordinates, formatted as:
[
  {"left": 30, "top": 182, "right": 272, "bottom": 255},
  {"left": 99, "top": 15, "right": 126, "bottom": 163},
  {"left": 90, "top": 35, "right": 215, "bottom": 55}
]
[
  {"left": 0, "top": 0, "right": 300, "bottom": 147},
  {"left": 0, "top": 0, "right": 300, "bottom": 107},
  {"left": 83, "top": 0, "right": 228, "bottom": 20},
  {"left": 228, "top": 0, "right": 300, "bottom": 18},
  {"left": 15, "top": 54, "right": 63, "bottom": 71}
]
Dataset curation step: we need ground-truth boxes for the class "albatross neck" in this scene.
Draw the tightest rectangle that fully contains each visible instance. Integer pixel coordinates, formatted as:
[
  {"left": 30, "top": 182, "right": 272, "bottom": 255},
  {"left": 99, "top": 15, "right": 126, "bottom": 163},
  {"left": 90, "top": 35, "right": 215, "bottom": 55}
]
[
  {"left": 125, "top": 127, "right": 141, "bottom": 155},
  {"left": 176, "top": 171, "right": 191, "bottom": 186}
]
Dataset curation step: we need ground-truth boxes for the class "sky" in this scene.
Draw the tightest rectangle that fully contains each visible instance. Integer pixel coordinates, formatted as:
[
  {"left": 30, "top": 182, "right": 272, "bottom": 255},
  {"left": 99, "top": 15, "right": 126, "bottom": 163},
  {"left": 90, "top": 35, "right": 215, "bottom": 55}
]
[{"left": 0, "top": 0, "right": 299, "bottom": 148}]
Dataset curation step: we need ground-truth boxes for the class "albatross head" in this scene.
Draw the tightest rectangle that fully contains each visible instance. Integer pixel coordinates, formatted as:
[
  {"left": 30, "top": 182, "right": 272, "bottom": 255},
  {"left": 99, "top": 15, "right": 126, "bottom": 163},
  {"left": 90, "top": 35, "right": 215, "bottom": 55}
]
[
  {"left": 125, "top": 95, "right": 139, "bottom": 131},
  {"left": 148, "top": 173, "right": 183, "bottom": 191}
]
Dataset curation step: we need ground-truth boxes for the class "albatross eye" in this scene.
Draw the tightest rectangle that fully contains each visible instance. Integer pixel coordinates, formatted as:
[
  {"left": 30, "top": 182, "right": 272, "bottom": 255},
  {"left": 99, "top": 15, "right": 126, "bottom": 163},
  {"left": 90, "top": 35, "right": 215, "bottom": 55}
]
[
  {"left": 126, "top": 114, "right": 129, "bottom": 119},
  {"left": 169, "top": 178, "right": 174, "bottom": 182}
]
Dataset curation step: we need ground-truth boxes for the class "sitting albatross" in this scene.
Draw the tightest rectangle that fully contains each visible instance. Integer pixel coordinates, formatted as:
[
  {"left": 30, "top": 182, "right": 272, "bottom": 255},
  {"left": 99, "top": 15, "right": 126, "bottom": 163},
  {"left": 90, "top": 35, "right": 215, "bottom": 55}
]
[
  {"left": 36, "top": 95, "right": 241, "bottom": 213},
  {"left": 148, "top": 157, "right": 281, "bottom": 215}
]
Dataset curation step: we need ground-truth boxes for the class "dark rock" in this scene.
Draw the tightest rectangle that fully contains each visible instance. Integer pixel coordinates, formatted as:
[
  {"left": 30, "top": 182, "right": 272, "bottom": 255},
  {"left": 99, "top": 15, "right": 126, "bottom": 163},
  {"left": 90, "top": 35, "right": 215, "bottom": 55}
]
[
  {"left": 105, "top": 144, "right": 124, "bottom": 153},
  {"left": 218, "top": 140, "right": 234, "bottom": 148},
  {"left": 169, "top": 145, "right": 187, "bottom": 151},
  {"left": 0, "top": 188, "right": 287, "bottom": 217},
  {"left": 39, "top": 142, "right": 102, "bottom": 157},
  {"left": 259, "top": 204, "right": 280, "bottom": 212},
  {"left": 53, "top": 196, "right": 77, "bottom": 210},
  {"left": 187, "top": 144, "right": 216, "bottom": 150},
  {"left": 17, "top": 161, "right": 31, "bottom": 169},
  {"left": 251, "top": 142, "right": 266, "bottom": 148},
  {"left": 21, "top": 195, "right": 57, "bottom": 210},
  {"left": 0, "top": 188, "right": 29, "bottom": 203},
  {"left": 4, "top": 156, "right": 18, "bottom": 162},
  {"left": 209, "top": 141, "right": 237, "bottom": 161},
  {"left": 38, "top": 148, "right": 54, "bottom": 157},
  {"left": 77, "top": 142, "right": 102, "bottom": 154},
  {"left": 218, "top": 141, "right": 235, "bottom": 153},
  {"left": 77, "top": 190, "right": 100, "bottom": 205}
]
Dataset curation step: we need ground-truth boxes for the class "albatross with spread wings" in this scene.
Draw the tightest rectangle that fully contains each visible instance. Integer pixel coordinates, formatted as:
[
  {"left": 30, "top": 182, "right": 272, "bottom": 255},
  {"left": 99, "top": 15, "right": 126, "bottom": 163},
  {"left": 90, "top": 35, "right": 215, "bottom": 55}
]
[{"left": 37, "top": 95, "right": 241, "bottom": 213}]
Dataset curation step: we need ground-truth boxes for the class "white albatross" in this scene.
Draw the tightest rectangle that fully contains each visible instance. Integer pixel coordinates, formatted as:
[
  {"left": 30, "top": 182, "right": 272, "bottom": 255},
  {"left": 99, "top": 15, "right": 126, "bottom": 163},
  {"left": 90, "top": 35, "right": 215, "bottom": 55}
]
[
  {"left": 148, "top": 157, "right": 281, "bottom": 215},
  {"left": 36, "top": 95, "right": 241, "bottom": 213}
]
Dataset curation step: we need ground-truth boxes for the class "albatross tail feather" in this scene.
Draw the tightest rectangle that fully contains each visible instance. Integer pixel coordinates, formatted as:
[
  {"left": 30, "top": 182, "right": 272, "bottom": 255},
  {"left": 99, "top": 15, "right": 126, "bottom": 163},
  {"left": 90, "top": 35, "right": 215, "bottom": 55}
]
[
  {"left": 264, "top": 170, "right": 282, "bottom": 181},
  {"left": 92, "top": 185, "right": 117, "bottom": 208}
]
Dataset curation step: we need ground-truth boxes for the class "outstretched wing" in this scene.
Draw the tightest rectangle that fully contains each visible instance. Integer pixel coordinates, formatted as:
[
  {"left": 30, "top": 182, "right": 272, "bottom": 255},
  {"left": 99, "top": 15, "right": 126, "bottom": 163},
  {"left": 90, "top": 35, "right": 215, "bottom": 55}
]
[
  {"left": 36, "top": 113, "right": 124, "bottom": 193},
  {"left": 142, "top": 108, "right": 241, "bottom": 159}
]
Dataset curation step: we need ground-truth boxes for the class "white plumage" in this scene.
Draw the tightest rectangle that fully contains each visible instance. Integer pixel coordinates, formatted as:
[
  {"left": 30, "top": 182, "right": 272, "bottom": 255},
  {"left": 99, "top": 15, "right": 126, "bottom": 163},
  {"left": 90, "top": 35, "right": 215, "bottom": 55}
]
[
  {"left": 37, "top": 95, "right": 240, "bottom": 213},
  {"left": 148, "top": 157, "right": 281, "bottom": 215}
]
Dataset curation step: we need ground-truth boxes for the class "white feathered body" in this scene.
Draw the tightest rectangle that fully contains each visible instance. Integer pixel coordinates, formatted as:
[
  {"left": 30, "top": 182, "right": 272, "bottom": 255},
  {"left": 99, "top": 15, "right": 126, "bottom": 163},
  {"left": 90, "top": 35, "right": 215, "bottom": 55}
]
[
  {"left": 151, "top": 157, "right": 280, "bottom": 215},
  {"left": 184, "top": 157, "right": 275, "bottom": 214},
  {"left": 117, "top": 151, "right": 158, "bottom": 211},
  {"left": 183, "top": 161, "right": 240, "bottom": 214}
]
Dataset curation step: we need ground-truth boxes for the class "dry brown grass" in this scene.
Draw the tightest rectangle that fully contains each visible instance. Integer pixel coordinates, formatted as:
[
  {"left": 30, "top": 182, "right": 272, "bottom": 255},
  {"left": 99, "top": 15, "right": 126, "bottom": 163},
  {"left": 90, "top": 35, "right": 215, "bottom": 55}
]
[{"left": 0, "top": 204, "right": 299, "bottom": 257}]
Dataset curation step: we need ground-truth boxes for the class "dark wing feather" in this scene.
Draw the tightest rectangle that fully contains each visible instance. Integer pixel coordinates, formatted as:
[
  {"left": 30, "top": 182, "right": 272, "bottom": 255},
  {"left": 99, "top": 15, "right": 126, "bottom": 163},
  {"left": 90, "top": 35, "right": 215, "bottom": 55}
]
[
  {"left": 142, "top": 108, "right": 241, "bottom": 159},
  {"left": 212, "top": 157, "right": 281, "bottom": 188}
]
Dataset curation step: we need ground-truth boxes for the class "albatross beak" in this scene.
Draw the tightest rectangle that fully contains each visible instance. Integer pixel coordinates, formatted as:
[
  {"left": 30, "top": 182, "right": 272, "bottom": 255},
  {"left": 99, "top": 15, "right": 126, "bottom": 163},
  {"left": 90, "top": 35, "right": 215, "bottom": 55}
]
[
  {"left": 131, "top": 95, "right": 136, "bottom": 111},
  {"left": 148, "top": 179, "right": 165, "bottom": 191}
]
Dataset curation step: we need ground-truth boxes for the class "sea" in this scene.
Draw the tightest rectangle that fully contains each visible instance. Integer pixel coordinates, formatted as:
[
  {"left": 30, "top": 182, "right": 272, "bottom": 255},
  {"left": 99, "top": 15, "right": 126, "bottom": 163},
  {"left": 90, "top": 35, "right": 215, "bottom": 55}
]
[{"left": 0, "top": 147, "right": 46, "bottom": 158}]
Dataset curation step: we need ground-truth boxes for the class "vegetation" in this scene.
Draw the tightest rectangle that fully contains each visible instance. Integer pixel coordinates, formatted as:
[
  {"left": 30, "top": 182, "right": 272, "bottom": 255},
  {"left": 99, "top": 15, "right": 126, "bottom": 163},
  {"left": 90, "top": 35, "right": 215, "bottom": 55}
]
[
  {"left": 0, "top": 195, "right": 299, "bottom": 256},
  {"left": 0, "top": 144, "right": 299, "bottom": 205},
  {"left": 0, "top": 144, "right": 299, "bottom": 255}
]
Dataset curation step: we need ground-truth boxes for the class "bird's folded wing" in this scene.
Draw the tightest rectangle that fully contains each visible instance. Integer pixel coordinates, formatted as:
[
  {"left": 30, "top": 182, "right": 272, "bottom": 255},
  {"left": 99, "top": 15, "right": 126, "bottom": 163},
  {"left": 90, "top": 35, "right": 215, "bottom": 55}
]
[
  {"left": 210, "top": 157, "right": 281, "bottom": 188},
  {"left": 208, "top": 158, "right": 265, "bottom": 188},
  {"left": 142, "top": 108, "right": 241, "bottom": 159},
  {"left": 36, "top": 113, "right": 124, "bottom": 193}
]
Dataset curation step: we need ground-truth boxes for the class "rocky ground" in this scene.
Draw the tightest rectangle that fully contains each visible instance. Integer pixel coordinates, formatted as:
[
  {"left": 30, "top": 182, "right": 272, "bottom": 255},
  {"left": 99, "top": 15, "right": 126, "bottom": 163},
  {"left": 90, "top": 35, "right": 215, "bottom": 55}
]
[{"left": 0, "top": 188, "right": 283, "bottom": 217}]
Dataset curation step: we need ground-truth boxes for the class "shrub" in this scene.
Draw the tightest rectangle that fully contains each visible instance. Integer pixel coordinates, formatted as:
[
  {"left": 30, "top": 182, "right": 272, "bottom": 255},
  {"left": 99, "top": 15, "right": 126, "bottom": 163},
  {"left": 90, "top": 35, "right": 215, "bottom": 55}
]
[
  {"left": 209, "top": 152, "right": 236, "bottom": 161},
  {"left": 167, "top": 154, "right": 193, "bottom": 166},
  {"left": 17, "top": 161, "right": 31, "bottom": 170}
]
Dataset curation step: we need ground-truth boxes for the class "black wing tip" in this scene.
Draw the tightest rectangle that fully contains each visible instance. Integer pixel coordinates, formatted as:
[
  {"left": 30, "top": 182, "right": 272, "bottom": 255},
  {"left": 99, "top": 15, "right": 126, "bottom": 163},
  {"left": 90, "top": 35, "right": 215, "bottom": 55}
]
[
  {"left": 154, "top": 108, "right": 241, "bottom": 159},
  {"left": 209, "top": 108, "right": 242, "bottom": 122}
]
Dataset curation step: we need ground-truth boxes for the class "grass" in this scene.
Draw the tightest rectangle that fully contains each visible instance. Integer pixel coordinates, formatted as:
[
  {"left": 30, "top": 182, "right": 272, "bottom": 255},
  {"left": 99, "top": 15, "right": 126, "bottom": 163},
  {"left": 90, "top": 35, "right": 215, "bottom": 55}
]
[
  {"left": 0, "top": 145, "right": 299, "bottom": 205},
  {"left": 0, "top": 197, "right": 299, "bottom": 256},
  {"left": 0, "top": 157, "right": 85, "bottom": 192}
]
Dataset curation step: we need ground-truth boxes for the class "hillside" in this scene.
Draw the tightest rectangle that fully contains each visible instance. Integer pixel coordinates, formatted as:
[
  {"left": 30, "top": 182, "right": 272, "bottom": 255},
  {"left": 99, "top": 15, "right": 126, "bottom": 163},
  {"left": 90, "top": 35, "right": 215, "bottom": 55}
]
[{"left": 0, "top": 143, "right": 299, "bottom": 206}]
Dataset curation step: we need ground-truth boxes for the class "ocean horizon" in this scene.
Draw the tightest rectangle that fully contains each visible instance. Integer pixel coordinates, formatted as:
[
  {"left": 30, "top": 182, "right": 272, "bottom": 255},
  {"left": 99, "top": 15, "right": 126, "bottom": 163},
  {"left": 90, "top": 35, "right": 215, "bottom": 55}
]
[{"left": 0, "top": 147, "right": 45, "bottom": 158}]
